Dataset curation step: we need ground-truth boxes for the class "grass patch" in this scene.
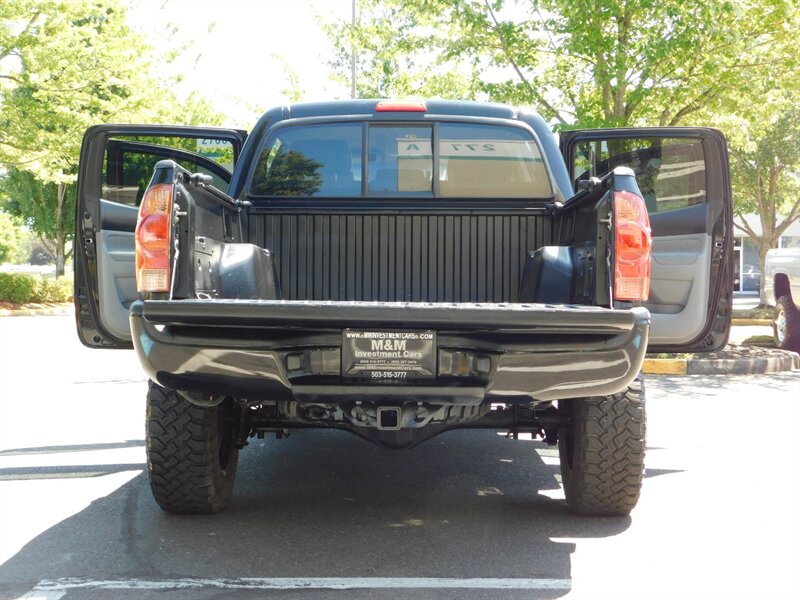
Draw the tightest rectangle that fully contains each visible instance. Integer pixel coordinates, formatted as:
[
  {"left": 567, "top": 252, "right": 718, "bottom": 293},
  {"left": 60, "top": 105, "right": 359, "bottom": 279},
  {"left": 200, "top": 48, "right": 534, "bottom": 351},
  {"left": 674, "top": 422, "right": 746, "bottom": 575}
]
[
  {"left": 646, "top": 352, "right": 693, "bottom": 359},
  {"left": 732, "top": 306, "right": 773, "bottom": 320},
  {"left": 741, "top": 334, "right": 775, "bottom": 348}
]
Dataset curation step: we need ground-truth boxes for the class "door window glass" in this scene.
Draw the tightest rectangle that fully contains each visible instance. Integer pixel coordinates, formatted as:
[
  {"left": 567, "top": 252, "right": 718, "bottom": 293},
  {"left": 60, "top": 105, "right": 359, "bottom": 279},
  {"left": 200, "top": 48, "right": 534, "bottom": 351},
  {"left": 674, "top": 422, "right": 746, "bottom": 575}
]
[
  {"left": 103, "top": 136, "right": 235, "bottom": 205},
  {"left": 572, "top": 138, "right": 706, "bottom": 213}
]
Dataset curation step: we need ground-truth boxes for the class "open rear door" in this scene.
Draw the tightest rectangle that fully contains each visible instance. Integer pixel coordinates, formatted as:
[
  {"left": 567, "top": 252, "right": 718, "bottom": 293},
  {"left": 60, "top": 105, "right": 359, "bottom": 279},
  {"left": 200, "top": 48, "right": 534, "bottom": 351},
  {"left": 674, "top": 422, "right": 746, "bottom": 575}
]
[
  {"left": 74, "top": 125, "right": 247, "bottom": 348},
  {"left": 561, "top": 128, "right": 733, "bottom": 352}
]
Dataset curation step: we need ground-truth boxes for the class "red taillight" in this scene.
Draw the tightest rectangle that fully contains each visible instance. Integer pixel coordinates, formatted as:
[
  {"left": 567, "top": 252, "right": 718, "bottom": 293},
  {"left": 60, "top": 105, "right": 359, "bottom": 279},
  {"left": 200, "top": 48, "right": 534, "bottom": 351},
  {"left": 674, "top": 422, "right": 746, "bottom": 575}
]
[
  {"left": 375, "top": 100, "right": 427, "bottom": 112},
  {"left": 135, "top": 183, "right": 173, "bottom": 292},
  {"left": 613, "top": 190, "right": 652, "bottom": 301}
]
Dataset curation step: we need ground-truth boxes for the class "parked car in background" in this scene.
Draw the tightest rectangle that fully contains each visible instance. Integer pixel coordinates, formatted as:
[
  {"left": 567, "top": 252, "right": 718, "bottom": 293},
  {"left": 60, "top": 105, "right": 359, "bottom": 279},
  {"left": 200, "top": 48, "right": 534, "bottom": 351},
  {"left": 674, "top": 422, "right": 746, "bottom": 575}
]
[{"left": 764, "top": 247, "right": 800, "bottom": 351}]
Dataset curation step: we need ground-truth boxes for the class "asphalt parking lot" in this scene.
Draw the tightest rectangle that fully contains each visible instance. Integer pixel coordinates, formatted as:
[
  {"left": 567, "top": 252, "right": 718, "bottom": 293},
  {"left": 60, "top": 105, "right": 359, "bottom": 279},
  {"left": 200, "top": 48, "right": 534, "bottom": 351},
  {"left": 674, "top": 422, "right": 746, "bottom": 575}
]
[{"left": 1, "top": 315, "right": 798, "bottom": 600}]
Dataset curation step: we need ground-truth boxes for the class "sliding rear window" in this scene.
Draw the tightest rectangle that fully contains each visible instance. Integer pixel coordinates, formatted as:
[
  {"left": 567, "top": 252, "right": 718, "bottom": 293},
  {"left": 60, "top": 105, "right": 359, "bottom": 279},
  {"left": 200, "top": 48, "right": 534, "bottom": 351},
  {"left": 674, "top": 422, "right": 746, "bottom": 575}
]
[{"left": 248, "top": 121, "right": 553, "bottom": 198}]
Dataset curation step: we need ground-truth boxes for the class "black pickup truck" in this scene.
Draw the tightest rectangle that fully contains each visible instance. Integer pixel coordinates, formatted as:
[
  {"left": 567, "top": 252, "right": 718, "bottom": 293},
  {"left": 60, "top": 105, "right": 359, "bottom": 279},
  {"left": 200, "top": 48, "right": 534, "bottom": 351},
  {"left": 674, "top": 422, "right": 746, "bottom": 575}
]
[{"left": 74, "top": 100, "right": 733, "bottom": 516}]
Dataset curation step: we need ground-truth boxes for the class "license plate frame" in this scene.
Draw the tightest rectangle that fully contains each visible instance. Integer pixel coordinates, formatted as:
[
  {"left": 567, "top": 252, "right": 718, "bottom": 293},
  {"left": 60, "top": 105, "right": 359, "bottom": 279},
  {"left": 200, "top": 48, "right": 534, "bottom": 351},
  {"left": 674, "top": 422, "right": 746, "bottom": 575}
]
[{"left": 342, "top": 330, "right": 436, "bottom": 379}]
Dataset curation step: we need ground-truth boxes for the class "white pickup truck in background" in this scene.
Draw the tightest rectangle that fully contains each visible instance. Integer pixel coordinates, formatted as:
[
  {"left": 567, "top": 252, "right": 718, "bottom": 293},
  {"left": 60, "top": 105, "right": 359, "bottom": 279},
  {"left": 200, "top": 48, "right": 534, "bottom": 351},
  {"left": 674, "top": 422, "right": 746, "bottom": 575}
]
[{"left": 764, "top": 247, "right": 800, "bottom": 351}]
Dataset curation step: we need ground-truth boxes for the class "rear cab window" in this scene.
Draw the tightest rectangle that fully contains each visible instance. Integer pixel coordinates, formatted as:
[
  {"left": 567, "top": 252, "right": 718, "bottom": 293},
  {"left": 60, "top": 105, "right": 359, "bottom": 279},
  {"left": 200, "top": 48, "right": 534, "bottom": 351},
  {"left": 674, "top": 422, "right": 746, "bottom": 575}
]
[
  {"left": 248, "top": 120, "right": 554, "bottom": 199},
  {"left": 438, "top": 123, "right": 552, "bottom": 198}
]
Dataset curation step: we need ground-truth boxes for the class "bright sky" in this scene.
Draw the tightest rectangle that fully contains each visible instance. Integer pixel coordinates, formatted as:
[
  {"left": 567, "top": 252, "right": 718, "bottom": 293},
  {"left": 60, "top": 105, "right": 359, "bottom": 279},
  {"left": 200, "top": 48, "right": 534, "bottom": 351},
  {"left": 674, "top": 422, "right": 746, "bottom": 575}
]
[{"left": 126, "top": 0, "right": 353, "bottom": 128}]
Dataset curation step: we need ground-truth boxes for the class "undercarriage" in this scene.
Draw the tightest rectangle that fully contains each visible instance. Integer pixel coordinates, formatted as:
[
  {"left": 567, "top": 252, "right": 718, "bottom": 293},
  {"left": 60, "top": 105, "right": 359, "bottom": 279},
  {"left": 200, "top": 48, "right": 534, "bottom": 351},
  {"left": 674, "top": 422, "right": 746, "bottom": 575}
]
[{"left": 226, "top": 399, "right": 566, "bottom": 450}]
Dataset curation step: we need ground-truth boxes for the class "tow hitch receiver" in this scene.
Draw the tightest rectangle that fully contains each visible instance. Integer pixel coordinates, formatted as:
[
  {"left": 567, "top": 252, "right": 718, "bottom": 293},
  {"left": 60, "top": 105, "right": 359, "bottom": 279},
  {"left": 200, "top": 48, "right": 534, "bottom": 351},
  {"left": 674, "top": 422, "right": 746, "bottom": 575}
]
[{"left": 377, "top": 406, "right": 402, "bottom": 430}]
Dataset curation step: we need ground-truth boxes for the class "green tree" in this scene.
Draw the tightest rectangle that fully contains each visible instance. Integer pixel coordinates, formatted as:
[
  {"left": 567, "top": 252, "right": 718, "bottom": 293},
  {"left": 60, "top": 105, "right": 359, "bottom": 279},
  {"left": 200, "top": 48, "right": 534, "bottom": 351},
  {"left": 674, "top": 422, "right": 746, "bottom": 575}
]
[
  {"left": 324, "top": 0, "right": 482, "bottom": 99},
  {"left": 0, "top": 211, "right": 22, "bottom": 264},
  {"left": 273, "top": 53, "right": 306, "bottom": 103},
  {"left": 1, "top": 1, "right": 153, "bottom": 275},
  {"left": 329, "top": 0, "right": 799, "bottom": 128},
  {"left": 12, "top": 223, "right": 36, "bottom": 264},
  {"left": 718, "top": 91, "right": 800, "bottom": 306},
  {"left": 0, "top": 168, "right": 74, "bottom": 266},
  {"left": 0, "top": 0, "right": 225, "bottom": 276}
]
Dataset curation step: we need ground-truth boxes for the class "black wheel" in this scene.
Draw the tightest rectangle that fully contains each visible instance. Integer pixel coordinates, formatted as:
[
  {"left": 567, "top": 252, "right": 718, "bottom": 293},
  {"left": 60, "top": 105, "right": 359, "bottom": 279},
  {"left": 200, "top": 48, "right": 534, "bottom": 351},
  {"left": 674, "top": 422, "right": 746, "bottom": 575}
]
[
  {"left": 146, "top": 382, "right": 240, "bottom": 514},
  {"left": 773, "top": 296, "right": 800, "bottom": 353},
  {"left": 558, "top": 375, "right": 646, "bottom": 516}
]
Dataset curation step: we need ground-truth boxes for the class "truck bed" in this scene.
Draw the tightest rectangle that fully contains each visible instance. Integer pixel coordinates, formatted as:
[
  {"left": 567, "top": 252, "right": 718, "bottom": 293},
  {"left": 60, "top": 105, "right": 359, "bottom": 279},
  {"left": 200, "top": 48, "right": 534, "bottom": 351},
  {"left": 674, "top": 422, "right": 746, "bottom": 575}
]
[{"left": 247, "top": 208, "right": 555, "bottom": 303}]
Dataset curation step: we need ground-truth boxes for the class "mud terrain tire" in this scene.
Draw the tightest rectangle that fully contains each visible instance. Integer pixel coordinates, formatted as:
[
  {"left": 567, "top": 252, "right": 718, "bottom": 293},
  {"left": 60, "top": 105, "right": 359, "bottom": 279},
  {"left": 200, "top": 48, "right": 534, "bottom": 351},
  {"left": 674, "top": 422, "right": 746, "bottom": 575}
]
[
  {"left": 146, "top": 382, "right": 240, "bottom": 514},
  {"left": 558, "top": 375, "right": 646, "bottom": 516}
]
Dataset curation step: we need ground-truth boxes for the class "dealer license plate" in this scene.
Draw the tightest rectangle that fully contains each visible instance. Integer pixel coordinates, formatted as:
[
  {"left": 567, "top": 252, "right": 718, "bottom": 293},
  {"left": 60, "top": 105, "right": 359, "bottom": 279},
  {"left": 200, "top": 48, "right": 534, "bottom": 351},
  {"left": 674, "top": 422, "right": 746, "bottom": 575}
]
[{"left": 342, "top": 330, "right": 436, "bottom": 379}]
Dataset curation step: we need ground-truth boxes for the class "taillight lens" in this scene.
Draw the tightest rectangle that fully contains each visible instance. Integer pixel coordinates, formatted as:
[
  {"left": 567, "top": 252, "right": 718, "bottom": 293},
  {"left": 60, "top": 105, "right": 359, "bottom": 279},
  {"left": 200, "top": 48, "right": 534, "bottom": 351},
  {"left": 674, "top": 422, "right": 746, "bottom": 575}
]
[
  {"left": 613, "top": 190, "right": 652, "bottom": 301},
  {"left": 135, "top": 183, "right": 173, "bottom": 292}
]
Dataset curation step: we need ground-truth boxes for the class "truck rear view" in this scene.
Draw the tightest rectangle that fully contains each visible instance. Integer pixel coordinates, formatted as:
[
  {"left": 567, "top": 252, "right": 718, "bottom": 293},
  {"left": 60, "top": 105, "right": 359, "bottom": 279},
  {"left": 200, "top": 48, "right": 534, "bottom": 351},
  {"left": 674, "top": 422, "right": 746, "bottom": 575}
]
[{"left": 74, "top": 100, "right": 733, "bottom": 516}]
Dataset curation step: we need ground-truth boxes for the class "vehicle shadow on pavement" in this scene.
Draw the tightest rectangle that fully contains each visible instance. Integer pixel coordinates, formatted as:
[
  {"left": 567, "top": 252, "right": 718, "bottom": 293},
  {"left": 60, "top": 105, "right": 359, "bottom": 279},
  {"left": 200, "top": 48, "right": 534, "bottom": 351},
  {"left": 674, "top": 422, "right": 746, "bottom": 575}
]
[{"left": 0, "top": 430, "right": 647, "bottom": 599}]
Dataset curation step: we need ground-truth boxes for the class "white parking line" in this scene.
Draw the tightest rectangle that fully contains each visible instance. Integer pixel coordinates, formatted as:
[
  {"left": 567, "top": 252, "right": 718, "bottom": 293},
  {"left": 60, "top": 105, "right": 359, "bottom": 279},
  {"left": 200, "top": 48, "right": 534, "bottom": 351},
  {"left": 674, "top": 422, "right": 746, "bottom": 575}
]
[
  {"left": 14, "top": 591, "right": 66, "bottom": 600},
  {"left": 21, "top": 577, "right": 572, "bottom": 594}
]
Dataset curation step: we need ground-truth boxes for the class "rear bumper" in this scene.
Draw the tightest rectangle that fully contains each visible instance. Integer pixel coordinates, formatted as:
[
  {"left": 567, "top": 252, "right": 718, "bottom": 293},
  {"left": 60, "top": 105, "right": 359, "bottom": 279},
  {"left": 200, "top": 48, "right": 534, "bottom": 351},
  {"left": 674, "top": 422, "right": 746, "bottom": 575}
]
[{"left": 130, "top": 299, "right": 650, "bottom": 403}]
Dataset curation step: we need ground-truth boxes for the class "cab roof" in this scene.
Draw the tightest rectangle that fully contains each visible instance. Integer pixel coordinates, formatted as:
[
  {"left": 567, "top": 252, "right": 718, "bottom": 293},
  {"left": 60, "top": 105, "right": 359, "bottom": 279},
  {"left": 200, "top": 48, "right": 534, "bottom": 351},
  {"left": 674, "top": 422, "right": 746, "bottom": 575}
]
[{"left": 281, "top": 99, "right": 524, "bottom": 121}]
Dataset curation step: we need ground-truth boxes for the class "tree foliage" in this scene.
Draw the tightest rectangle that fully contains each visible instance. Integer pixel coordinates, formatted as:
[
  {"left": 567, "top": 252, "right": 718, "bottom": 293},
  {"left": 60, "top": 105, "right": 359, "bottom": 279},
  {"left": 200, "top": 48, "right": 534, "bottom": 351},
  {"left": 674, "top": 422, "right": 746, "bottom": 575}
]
[
  {"left": 324, "top": 0, "right": 482, "bottom": 99},
  {"left": 0, "top": 0, "right": 225, "bottom": 275},
  {"left": 718, "top": 85, "right": 800, "bottom": 304},
  {"left": 329, "top": 0, "right": 800, "bottom": 128},
  {"left": 0, "top": 168, "right": 74, "bottom": 265},
  {"left": 0, "top": 211, "right": 22, "bottom": 263},
  {"left": 1, "top": 1, "right": 153, "bottom": 183}
]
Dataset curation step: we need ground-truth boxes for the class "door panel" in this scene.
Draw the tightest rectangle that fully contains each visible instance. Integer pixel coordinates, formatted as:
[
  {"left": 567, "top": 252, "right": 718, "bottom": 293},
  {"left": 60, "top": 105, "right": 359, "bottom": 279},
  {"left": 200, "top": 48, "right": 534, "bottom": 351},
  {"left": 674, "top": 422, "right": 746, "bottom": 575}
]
[
  {"left": 649, "top": 233, "right": 710, "bottom": 343},
  {"left": 561, "top": 127, "right": 733, "bottom": 352},
  {"left": 75, "top": 125, "right": 247, "bottom": 348},
  {"left": 95, "top": 199, "right": 138, "bottom": 339},
  {"left": 97, "top": 229, "right": 136, "bottom": 341}
]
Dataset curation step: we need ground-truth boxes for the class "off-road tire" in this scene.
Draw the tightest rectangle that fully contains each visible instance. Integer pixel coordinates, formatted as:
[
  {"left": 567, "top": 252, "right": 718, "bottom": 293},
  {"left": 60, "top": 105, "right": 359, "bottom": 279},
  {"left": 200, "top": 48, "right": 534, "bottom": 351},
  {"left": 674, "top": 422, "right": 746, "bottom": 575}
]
[
  {"left": 146, "top": 382, "right": 240, "bottom": 514},
  {"left": 558, "top": 375, "right": 646, "bottom": 516},
  {"left": 773, "top": 296, "right": 800, "bottom": 353}
]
